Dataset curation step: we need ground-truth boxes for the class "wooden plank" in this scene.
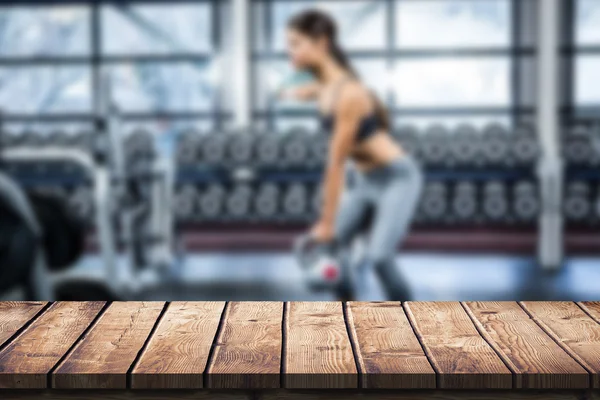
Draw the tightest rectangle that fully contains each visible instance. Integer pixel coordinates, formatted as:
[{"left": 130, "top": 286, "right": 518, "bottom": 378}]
[
  {"left": 131, "top": 302, "right": 226, "bottom": 389},
  {"left": 0, "top": 391, "right": 252, "bottom": 400},
  {"left": 346, "top": 302, "right": 436, "bottom": 389},
  {"left": 283, "top": 302, "right": 357, "bottom": 389},
  {"left": 404, "top": 302, "right": 513, "bottom": 389},
  {"left": 260, "top": 391, "right": 590, "bottom": 400},
  {"left": 522, "top": 301, "right": 600, "bottom": 388},
  {"left": 52, "top": 301, "right": 165, "bottom": 389},
  {"left": 0, "top": 302, "right": 47, "bottom": 347},
  {"left": 464, "top": 301, "right": 589, "bottom": 389},
  {"left": 0, "top": 390, "right": 591, "bottom": 400},
  {"left": 580, "top": 302, "right": 600, "bottom": 324},
  {"left": 207, "top": 302, "right": 283, "bottom": 389},
  {"left": 0, "top": 301, "right": 105, "bottom": 389}
]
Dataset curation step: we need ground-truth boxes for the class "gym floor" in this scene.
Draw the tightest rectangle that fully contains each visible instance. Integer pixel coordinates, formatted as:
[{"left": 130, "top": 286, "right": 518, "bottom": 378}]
[{"left": 75, "top": 253, "right": 600, "bottom": 301}]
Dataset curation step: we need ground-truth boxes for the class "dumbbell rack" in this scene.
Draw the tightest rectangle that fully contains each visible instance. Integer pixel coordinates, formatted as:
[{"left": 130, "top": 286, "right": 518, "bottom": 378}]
[
  {"left": 173, "top": 124, "right": 545, "bottom": 254},
  {"left": 560, "top": 119, "right": 600, "bottom": 253}
]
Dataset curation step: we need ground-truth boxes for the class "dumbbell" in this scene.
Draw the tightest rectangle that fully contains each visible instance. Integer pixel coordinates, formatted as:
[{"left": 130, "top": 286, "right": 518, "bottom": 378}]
[
  {"left": 451, "top": 181, "right": 478, "bottom": 223},
  {"left": 511, "top": 124, "right": 539, "bottom": 166},
  {"left": 47, "top": 130, "right": 71, "bottom": 147},
  {"left": 255, "top": 131, "right": 282, "bottom": 168},
  {"left": 198, "top": 184, "right": 226, "bottom": 221},
  {"left": 450, "top": 124, "right": 482, "bottom": 168},
  {"left": 20, "top": 130, "right": 46, "bottom": 148},
  {"left": 176, "top": 129, "right": 203, "bottom": 165},
  {"left": 174, "top": 185, "right": 200, "bottom": 221},
  {"left": 226, "top": 184, "right": 253, "bottom": 219},
  {"left": 200, "top": 131, "right": 228, "bottom": 167},
  {"left": 68, "top": 186, "right": 94, "bottom": 224},
  {"left": 71, "top": 130, "right": 93, "bottom": 151},
  {"left": 420, "top": 125, "right": 450, "bottom": 167},
  {"left": 564, "top": 181, "right": 592, "bottom": 223},
  {"left": 226, "top": 130, "right": 256, "bottom": 166},
  {"left": 280, "top": 128, "right": 310, "bottom": 169},
  {"left": 595, "top": 184, "right": 600, "bottom": 220},
  {"left": 512, "top": 181, "right": 539, "bottom": 223},
  {"left": 482, "top": 181, "right": 509, "bottom": 223},
  {"left": 283, "top": 183, "right": 309, "bottom": 221},
  {"left": 481, "top": 123, "right": 510, "bottom": 167},
  {"left": 125, "top": 128, "right": 155, "bottom": 160},
  {"left": 590, "top": 123, "right": 600, "bottom": 165},
  {"left": 0, "top": 130, "right": 19, "bottom": 148},
  {"left": 393, "top": 125, "right": 420, "bottom": 158},
  {"left": 419, "top": 181, "right": 448, "bottom": 223},
  {"left": 563, "top": 125, "right": 593, "bottom": 167},
  {"left": 254, "top": 182, "right": 281, "bottom": 220},
  {"left": 308, "top": 132, "right": 328, "bottom": 168}
]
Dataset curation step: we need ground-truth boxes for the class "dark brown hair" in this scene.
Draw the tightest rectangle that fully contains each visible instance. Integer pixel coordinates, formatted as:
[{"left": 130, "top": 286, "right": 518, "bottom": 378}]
[{"left": 288, "top": 9, "right": 390, "bottom": 130}]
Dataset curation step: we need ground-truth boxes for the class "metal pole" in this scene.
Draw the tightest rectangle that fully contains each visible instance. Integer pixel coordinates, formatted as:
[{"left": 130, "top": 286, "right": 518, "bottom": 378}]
[
  {"left": 537, "top": 0, "right": 563, "bottom": 270},
  {"left": 232, "top": 0, "right": 251, "bottom": 127}
]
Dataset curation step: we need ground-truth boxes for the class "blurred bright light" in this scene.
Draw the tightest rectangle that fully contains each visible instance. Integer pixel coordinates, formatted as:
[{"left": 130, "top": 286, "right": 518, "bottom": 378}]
[
  {"left": 396, "top": 0, "right": 511, "bottom": 48},
  {"left": 576, "top": 0, "right": 600, "bottom": 45},
  {"left": 576, "top": 56, "right": 600, "bottom": 105},
  {"left": 392, "top": 58, "right": 510, "bottom": 107}
]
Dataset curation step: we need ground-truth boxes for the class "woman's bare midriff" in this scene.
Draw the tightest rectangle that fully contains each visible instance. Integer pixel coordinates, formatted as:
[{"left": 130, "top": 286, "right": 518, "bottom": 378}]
[{"left": 350, "top": 131, "right": 405, "bottom": 172}]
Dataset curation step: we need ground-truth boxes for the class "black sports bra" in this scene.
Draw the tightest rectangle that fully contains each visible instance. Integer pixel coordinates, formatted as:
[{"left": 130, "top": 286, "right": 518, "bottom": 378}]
[
  {"left": 320, "top": 113, "right": 380, "bottom": 143},
  {"left": 319, "top": 77, "right": 381, "bottom": 143}
]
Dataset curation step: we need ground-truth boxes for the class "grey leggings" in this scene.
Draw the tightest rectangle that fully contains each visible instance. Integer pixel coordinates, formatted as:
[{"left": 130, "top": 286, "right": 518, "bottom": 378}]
[{"left": 334, "top": 156, "right": 423, "bottom": 300}]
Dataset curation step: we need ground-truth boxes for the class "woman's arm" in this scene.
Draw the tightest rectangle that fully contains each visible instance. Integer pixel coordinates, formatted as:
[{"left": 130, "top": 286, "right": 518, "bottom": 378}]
[
  {"left": 312, "top": 84, "right": 366, "bottom": 241},
  {"left": 280, "top": 82, "right": 321, "bottom": 101}
]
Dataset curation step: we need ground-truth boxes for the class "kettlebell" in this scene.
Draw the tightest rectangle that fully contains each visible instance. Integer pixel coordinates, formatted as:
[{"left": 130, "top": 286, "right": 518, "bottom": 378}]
[{"left": 293, "top": 234, "right": 341, "bottom": 291}]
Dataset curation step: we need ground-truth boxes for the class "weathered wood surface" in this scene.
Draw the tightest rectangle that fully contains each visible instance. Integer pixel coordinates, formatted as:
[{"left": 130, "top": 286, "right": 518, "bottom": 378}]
[
  {"left": 464, "top": 301, "right": 589, "bottom": 388},
  {"left": 131, "top": 301, "right": 225, "bottom": 389},
  {"left": 0, "top": 390, "right": 595, "bottom": 400},
  {"left": 346, "top": 302, "right": 436, "bottom": 389},
  {"left": 52, "top": 302, "right": 164, "bottom": 389},
  {"left": 0, "top": 302, "right": 47, "bottom": 347},
  {"left": 521, "top": 301, "right": 600, "bottom": 388},
  {"left": 0, "top": 301, "right": 597, "bottom": 391},
  {"left": 283, "top": 302, "right": 357, "bottom": 389},
  {"left": 404, "top": 302, "right": 513, "bottom": 389},
  {"left": 0, "top": 302, "right": 104, "bottom": 388},
  {"left": 206, "top": 302, "right": 282, "bottom": 389}
]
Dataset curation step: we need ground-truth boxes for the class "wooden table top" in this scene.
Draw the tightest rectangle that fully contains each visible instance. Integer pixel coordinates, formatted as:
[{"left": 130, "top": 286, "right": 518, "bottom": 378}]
[{"left": 0, "top": 301, "right": 599, "bottom": 391}]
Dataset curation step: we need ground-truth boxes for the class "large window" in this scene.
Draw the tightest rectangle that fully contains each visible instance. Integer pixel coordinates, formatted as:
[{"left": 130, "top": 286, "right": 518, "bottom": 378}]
[
  {"left": 574, "top": 0, "right": 600, "bottom": 110},
  {"left": 252, "top": 0, "right": 528, "bottom": 131},
  {"left": 0, "top": 2, "right": 227, "bottom": 131},
  {"left": 0, "top": 5, "right": 91, "bottom": 115}
]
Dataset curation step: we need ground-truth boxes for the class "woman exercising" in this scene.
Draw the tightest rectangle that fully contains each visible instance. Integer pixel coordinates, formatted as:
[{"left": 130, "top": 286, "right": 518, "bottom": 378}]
[{"left": 282, "top": 10, "right": 423, "bottom": 300}]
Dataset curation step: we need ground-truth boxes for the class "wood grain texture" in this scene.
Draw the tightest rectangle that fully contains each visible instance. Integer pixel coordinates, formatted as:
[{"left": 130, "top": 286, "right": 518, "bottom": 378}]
[
  {"left": 0, "top": 390, "right": 591, "bottom": 400},
  {"left": 52, "top": 302, "right": 165, "bottom": 389},
  {"left": 0, "top": 302, "right": 47, "bottom": 347},
  {"left": 404, "top": 302, "right": 513, "bottom": 389},
  {"left": 0, "top": 391, "right": 251, "bottom": 400},
  {"left": 580, "top": 302, "right": 600, "bottom": 325},
  {"left": 260, "top": 390, "right": 589, "bottom": 400},
  {"left": 521, "top": 301, "right": 600, "bottom": 388},
  {"left": 131, "top": 302, "right": 226, "bottom": 389},
  {"left": 464, "top": 301, "right": 589, "bottom": 389},
  {"left": 207, "top": 302, "right": 282, "bottom": 389},
  {"left": 346, "top": 302, "right": 436, "bottom": 389},
  {"left": 0, "top": 302, "right": 105, "bottom": 389},
  {"left": 283, "top": 302, "right": 358, "bottom": 389}
]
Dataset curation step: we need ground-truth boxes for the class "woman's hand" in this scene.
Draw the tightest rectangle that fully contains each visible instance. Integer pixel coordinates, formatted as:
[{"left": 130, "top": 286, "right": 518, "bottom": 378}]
[{"left": 310, "top": 219, "right": 335, "bottom": 243}]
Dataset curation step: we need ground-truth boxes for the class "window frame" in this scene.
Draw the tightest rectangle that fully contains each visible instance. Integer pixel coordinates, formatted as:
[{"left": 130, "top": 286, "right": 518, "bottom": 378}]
[
  {"left": 0, "top": 0, "right": 229, "bottom": 129},
  {"left": 251, "top": 0, "right": 535, "bottom": 130}
]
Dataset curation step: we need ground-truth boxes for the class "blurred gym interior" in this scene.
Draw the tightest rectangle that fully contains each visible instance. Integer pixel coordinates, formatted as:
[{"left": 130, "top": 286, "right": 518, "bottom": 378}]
[{"left": 1, "top": 0, "right": 599, "bottom": 301}]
